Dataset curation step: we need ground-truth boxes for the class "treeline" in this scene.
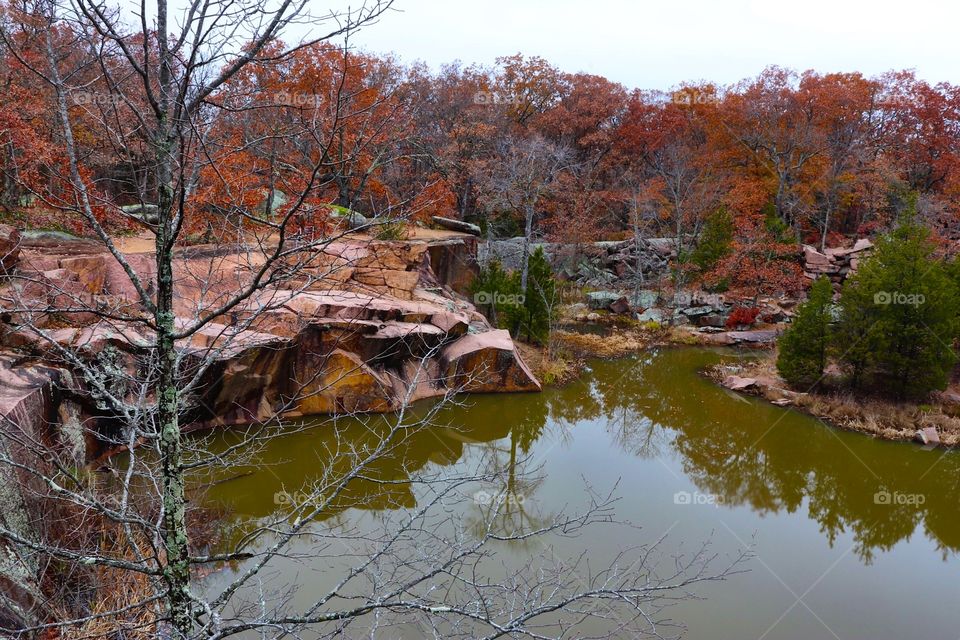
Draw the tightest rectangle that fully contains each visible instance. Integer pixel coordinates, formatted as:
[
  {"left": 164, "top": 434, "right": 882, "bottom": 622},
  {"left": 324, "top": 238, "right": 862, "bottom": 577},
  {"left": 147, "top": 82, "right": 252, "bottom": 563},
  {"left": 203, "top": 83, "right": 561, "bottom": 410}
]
[{"left": 2, "top": 15, "right": 960, "bottom": 295}]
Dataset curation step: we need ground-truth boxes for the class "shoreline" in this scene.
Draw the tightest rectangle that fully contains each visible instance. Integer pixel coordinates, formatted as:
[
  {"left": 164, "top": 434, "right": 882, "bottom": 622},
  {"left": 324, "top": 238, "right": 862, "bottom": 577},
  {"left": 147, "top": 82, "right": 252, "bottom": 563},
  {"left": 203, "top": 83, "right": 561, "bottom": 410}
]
[
  {"left": 705, "top": 353, "right": 960, "bottom": 448},
  {"left": 525, "top": 316, "right": 960, "bottom": 449}
]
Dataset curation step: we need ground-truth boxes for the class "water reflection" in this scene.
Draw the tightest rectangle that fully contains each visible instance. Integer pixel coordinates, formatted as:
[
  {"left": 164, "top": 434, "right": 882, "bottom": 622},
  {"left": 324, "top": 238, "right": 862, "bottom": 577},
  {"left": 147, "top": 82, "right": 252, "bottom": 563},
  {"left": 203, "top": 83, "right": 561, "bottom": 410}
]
[
  {"left": 556, "top": 348, "right": 960, "bottom": 562},
  {"left": 204, "top": 347, "right": 960, "bottom": 564}
]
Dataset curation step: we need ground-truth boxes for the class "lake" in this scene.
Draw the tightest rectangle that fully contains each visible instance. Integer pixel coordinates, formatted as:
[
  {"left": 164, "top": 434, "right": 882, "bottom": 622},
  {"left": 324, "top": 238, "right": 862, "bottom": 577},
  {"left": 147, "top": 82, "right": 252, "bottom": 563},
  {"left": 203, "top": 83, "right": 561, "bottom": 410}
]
[{"left": 203, "top": 347, "right": 960, "bottom": 639}]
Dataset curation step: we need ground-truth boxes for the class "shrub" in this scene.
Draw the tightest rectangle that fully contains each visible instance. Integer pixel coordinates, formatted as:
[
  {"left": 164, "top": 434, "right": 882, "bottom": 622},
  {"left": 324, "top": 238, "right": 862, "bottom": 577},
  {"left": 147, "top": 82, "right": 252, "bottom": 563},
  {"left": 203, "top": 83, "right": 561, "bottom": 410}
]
[
  {"left": 470, "top": 259, "right": 523, "bottom": 329},
  {"left": 374, "top": 219, "right": 410, "bottom": 241},
  {"left": 519, "top": 247, "right": 557, "bottom": 344},
  {"left": 725, "top": 306, "right": 760, "bottom": 329}
]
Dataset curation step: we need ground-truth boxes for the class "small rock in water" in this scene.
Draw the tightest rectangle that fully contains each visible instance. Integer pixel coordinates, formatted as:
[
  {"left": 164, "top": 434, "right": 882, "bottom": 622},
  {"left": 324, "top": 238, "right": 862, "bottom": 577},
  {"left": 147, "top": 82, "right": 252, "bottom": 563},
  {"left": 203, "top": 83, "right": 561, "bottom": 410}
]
[
  {"left": 915, "top": 427, "right": 940, "bottom": 446},
  {"left": 722, "top": 375, "right": 758, "bottom": 391}
]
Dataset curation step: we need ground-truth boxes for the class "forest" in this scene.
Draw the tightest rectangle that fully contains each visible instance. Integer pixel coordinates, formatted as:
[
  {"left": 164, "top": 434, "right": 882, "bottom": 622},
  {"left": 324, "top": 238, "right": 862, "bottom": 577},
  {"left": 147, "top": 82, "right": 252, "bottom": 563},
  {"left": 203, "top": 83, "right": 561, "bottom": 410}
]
[{"left": 3, "top": 17, "right": 960, "bottom": 297}]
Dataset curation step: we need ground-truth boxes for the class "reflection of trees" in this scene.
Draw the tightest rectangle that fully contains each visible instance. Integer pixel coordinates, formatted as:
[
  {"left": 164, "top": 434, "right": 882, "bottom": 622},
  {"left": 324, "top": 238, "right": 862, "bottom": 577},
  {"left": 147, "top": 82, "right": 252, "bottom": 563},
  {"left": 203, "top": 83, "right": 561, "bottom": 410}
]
[
  {"left": 206, "top": 347, "right": 960, "bottom": 564},
  {"left": 468, "top": 398, "right": 551, "bottom": 542},
  {"left": 575, "top": 348, "right": 960, "bottom": 562}
]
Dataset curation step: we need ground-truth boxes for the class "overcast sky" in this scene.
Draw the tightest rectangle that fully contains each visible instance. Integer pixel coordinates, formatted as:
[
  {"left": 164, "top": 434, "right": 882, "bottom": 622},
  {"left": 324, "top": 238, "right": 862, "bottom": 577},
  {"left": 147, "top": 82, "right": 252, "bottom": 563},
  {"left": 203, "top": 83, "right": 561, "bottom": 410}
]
[{"left": 349, "top": 0, "right": 959, "bottom": 90}]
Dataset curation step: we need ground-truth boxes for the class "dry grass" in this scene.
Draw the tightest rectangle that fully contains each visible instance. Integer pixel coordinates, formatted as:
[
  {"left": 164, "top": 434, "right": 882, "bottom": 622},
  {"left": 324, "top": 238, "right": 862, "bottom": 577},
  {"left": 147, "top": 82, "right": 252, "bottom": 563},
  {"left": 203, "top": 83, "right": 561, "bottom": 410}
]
[
  {"left": 55, "top": 529, "right": 159, "bottom": 640},
  {"left": 516, "top": 341, "right": 582, "bottom": 386},
  {"left": 791, "top": 392, "right": 960, "bottom": 445},
  {"left": 552, "top": 327, "right": 657, "bottom": 359},
  {"left": 517, "top": 325, "right": 662, "bottom": 387},
  {"left": 664, "top": 326, "right": 704, "bottom": 345}
]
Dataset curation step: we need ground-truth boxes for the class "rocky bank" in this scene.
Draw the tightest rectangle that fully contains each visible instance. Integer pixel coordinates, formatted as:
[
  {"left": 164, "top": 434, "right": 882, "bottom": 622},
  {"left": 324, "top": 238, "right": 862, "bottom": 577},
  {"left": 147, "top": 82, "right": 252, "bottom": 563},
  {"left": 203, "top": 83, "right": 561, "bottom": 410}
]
[{"left": 0, "top": 227, "right": 540, "bottom": 463}]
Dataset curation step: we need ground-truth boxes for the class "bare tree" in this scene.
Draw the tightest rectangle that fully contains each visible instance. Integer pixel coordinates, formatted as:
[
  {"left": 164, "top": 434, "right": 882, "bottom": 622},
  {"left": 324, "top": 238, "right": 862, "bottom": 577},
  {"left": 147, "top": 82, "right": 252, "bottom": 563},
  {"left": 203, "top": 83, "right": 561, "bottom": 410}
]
[
  {"left": 476, "top": 135, "right": 571, "bottom": 292},
  {"left": 0, "top": 1, "right": 749, "bottom": 638}
]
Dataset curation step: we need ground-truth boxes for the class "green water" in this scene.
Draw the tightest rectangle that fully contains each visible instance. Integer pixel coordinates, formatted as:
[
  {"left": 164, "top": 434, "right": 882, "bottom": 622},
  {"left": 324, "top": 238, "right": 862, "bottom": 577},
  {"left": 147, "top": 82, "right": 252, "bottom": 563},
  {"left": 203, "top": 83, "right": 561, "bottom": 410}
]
[{"left": 202, "top": 347, "right": 960, "bottom": 638}]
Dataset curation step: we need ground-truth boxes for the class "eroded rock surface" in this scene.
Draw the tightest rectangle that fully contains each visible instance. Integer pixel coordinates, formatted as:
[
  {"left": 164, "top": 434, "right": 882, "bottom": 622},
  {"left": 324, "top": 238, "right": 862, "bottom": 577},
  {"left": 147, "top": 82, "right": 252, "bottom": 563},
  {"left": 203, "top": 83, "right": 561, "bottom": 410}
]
[{"left": 0, "top": 233, "right": 540, "bottom": 454}]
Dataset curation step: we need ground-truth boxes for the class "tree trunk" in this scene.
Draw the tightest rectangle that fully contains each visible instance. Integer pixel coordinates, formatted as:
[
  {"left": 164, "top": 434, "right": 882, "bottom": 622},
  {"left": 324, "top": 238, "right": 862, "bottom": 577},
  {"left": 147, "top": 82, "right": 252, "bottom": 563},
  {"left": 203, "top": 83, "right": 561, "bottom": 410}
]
[
  {"left": 155, "top": 0, "right": 192, "bottom": 630},
  {"left": 156, "top": 181, "right": 193, "bottom": 637},
  {"left": 520, "top": 203, "right": 534, "bottom": 292}
]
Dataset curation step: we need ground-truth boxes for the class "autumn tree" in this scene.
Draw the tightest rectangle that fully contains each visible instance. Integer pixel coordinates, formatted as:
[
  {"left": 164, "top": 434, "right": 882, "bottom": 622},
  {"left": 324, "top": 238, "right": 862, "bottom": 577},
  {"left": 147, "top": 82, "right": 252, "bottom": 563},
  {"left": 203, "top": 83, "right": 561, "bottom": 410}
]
[{"left": 721, "top": 67, "right": 822, "bottom": 234}]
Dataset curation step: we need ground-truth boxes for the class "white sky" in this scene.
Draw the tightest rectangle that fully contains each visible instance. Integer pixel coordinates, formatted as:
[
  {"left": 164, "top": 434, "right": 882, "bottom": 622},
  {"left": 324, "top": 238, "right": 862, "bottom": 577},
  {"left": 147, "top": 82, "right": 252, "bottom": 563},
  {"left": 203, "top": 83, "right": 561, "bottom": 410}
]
[{"left": 349, "top": 0, "right": 960, "bottom": 90}]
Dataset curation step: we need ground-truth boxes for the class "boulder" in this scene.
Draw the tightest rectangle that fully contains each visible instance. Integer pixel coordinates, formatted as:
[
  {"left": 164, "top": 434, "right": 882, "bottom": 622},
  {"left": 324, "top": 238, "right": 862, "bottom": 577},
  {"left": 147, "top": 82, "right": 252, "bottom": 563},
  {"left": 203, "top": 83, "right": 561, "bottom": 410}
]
[
  {"left": 290, "top": 348, "right": 395, "bottom": 416},
  {"left": 586, "top": 290, "right": 621, "bottom": 310},
  {"left": 59, "top": 255, "right": 108, "bottom": 295},
  {"left": 679, "top": 305, "right": 716, "bottom": 318},
  {"left": 331, "top": 208, "right": 371, "bottom": 230},
  {"left": 726, "top": 329, "right": 780, "bottom": 344},
  {"left": 631, "top": 289, "right": 659, "bottom": 309},
  {"left": 636, "top": 308, "right": 667, "bottom": 324},
  {"left": 440, "top": 329, "right": 540, "bottom": 393},
  {"left": 915, "top": 427, "right": 940, "bottom": 446},
  {"left": 609, "top": 296, "right": 631, "bottom": 315},
  {"left": 697, "top": 313, "right": 727, "bottom": 328},
  {"left": 696, "top": 326, "right": 726, "bottom": 334},
  {"left": 20, "top": 231, "right": 102, "bottom": 254},
  {"left": 120, "top": 203, "right": 160, "bottom": 224},
  {"left": 803, "top": 245, "right": 833, "bottom": 267}
]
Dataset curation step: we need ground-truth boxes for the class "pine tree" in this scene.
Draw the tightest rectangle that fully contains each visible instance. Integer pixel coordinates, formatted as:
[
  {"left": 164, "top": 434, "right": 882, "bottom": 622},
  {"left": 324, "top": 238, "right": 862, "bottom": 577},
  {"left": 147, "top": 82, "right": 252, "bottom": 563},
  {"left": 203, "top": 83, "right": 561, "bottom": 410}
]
[
  {"left": 835, "top": 219, "right": 960, "bottom": 399},
  {"left": 471, "top": 259, "right": 523, "bottom": 328},
  {"left": 688, "top": 207, "right": 734, "bottom": 272},
  {"left": 777, "top": 276, "right": 834, "bottom": 388},
  {"left": 519, "top": 247, "right": 556, "bottom": 344}
]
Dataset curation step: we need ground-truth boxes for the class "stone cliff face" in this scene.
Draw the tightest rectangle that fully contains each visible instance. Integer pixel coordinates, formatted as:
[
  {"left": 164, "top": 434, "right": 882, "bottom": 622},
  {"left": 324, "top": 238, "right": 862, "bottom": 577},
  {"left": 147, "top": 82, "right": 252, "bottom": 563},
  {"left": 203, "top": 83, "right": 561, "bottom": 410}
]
[{"left": 0, "top": 228, "right": 540, "bottom": 463}]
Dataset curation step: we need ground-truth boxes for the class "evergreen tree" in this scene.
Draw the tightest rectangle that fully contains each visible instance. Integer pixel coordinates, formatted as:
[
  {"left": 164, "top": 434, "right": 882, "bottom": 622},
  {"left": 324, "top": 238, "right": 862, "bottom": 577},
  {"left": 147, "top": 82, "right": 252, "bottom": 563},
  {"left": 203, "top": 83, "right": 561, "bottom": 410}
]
[
  {"left": 835, "top": 220, "right": 960, "bottom": 399},
  {"left": 471, "top": 259, "right": 523, "bottom": 328},
  {"left": 777, "top": 276, "right": 834, "bottom": 388},
  {"left": 688, "top": 207, "right": 734, "bottom": 272},
  {"left": 519, "top": 247, "right": 556, "bottom": 344}
]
